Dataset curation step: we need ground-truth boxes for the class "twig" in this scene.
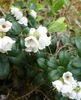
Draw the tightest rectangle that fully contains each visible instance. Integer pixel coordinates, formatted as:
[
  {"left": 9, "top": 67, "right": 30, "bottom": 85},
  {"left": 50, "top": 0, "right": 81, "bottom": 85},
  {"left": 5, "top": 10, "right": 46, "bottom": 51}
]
[
  {"left": 55, "top": 44, "right": 73, "bottom": 57},
  {"left": 6, "top": 88, "right": 12, "bottom": 99},
  {"left": 36, "top": 89, "right": 50, "bottom": 100},
  {"left": 0, "top": 8, "right": 5, "bottom": 16},
  {"left": 15, "top": 84, "right": 42, "bottom": 100}
]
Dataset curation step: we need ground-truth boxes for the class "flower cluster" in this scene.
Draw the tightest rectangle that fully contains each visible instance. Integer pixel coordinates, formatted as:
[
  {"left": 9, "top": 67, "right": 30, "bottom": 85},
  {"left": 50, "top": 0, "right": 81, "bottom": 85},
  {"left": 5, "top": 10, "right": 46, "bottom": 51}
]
[
  {"left": 25, "top": 25, "right": 51, "bottom": 53},
  {"left": 11, "top": 6, "right": 28, "bottom": 26},
  {"left": 52, "top": 71, "right": 81, "bottom": 100},
  {"left": 11, "top": 7, "right": 37, "bottom": 26},
  {"left": 0, "top": 6, "right": 51, "bottom": 54}
]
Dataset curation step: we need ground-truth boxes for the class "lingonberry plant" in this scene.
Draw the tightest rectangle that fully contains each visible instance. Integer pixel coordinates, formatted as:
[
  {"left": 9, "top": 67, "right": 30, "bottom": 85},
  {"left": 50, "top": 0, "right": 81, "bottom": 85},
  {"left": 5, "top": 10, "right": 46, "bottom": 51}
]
[{"left": 0, "top": 0, "right": 81, "bottom": 100}]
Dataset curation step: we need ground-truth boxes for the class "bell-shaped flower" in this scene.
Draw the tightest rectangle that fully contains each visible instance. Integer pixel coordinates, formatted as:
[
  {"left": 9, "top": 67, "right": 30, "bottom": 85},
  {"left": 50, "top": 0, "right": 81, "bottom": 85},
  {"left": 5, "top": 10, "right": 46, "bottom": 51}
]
[
  {"left": 37, "top": 25, "right": 51, "bottom": 49},
  {"left": 38, "top": 35, "right": 51, "bottom": 50},
  {"left": 11, "top": 6, "right": 23, "bottom": 20},
  {"left": 18, "top": 17, "right": 28, "bottom": 26},
  {"left": 29, "top": 25, "right": 51, "bottom": 51},
  {"left": 0, "top": 18, "right": 12, "bottom": 32},
  {"left": 0, "top": 36, "right": 15, "bottom": 53},
  {"left": 62, "top": 71, "right": 75, "bottom": 85},
  {"left": 25, "top": 36, "right": 39, "bottom": 53}
]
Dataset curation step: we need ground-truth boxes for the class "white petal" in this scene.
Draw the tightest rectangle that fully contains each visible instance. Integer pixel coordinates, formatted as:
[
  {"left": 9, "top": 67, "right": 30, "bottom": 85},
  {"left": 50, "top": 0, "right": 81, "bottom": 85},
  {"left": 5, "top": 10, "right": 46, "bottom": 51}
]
[
  {"left": 14, "top": 11, "right": 23, "bottom": 20},
  {"left": 11, "top": 7, "right": 20, "bottom": 15},
  {"left": 76, "top": 91, "right": 81, "bottom": 100},
  {"left": 68, "top": 91, "right": 77, "bottom": 99},
  {"left": 52, "top": 80, "right": 63, "bottom": 92},
  {"left": 11, "top": 7, "right": 23, "bottom": 20},
  {"left": 25, "top": 47, "right": 32, "bottom": 52},
  {"left": 0, "top": 18, "right": 5, "bottom": 24},
  {"left": 30, "top": 10, "right": 37, "bottom": 18},
  {"left": 29, "top": 28, "right": 36, "bottom": 35},
  {"left": 62, "top": 71, "right": 74, "bottom": 85},
  {"left": 38, "top": 37, "right": 45, "bottom": 50},
  {"left": 18, "top": 17, "right": 28, "bottom": 26},
  {"left": 25, "top": 36, "right": 39, "bottom": 53},
  {"left": 61, "top": 84, "right": 73, "bottom": 95},
  {"left": 1, "top": 36, "right": 15, "bottom": 53},
  {"left": 38, "top": 36, "right": 51, "bottom": 50},
  {"left": 2, "top": 21, "right": 12, "bottom": 32},
  {"left": 37, "top": 25, "right": 48, "bottom": 35}
]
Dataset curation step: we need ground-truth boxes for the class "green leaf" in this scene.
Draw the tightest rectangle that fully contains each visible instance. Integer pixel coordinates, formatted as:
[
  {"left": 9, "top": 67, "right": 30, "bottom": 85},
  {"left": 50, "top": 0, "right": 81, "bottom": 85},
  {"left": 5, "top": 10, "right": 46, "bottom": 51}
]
[
  {"left": 34, "top": 73, "right": 44, "bottom": 84},
  {"left": 72, "top": 57, "right": 81, "bottom": 68},
  {"left": 48, "top": 17, "right": 67, "bottom": 32},
  {"left": 11, "top": 22, "right": 22, "bottom": 35},
  {"left": 19, "top": 37, "right": 25, "bottom": 48},
  {"left": 36, "top": 15, "right": 44, "bottom": 22},
  {"left": 75, "top": 37, "right": 81, "bottom": 57},
  {"left": 28, "top": 15, "right": 37, "bottom": 28},
  {"left": 47, "top": 70, "right": 60, "bottom": 81},
  {"left": 36, "top": 3, "right": 44, "bottom": 11},
  {"left": 0, "top": 54, "right": 10, "bottom": 79},
  {"left": 60, "top": 96, "right": 68, "bottom": 100},
  {"left": 61, "top": 34, "right": 70, "bottom": 44},
  {"left": 52, "top": 0, "right": 65, "bottom": 13},
  {"left": 22, "top": 27, "right": 29, "bottom": 35},
  {"left": 37, "top": 58, "right": 47, "bottom": 69},
  {"left": 49, "top": 35, "right": 57, "bottom": 53},
  {"left": 59, "top": 50, "right": 70, "bottom": 66},
  {"left": 64, "top": 0, "right": 70, "bottom": 6},
  {"left": 9, "top": 52, "right": 26, "bottom": 66},
  {"left": 47, "top": 57, "right": 58, "bottom": 69}
]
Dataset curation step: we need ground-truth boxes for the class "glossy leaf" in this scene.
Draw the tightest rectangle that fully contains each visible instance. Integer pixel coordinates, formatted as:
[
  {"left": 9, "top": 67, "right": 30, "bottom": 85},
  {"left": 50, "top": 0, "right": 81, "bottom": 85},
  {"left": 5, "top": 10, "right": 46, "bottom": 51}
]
[
  {"left": 48, "top": 17, "right": 67, "bottom": 32},
  {"left": 59, "top": 50, "right": 70, "bottom": 66},
  {"left": 37, "top": 58, "right": 47, "bottom": 69},
  {"left": 0, "top": 54, "right": 10, "bottom": 79}
]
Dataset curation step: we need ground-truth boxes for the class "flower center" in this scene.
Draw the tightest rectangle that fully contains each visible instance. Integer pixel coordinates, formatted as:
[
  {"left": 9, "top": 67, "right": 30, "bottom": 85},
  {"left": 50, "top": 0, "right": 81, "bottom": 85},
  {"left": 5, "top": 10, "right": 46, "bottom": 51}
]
[
  {"left": 34, "top": 32, "right": 40, "bottom": 39},
  {"left": 2, "top": 24, "right": 6, "bottom": 28},
  {"left": 66, "top": 75, "right": 70, "bottom": 79}
]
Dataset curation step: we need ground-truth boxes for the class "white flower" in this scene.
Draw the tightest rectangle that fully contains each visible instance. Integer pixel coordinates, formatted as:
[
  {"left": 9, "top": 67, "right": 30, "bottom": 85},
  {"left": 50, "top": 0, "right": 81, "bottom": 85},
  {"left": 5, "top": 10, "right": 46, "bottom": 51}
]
[
  {"left": 30, "top": 10, "right": 37, "bottom": 18},
  {"left": 11, "top": 7, "right": 23, "bottom": 20},
  {"left": 0, "top": 94, "right": 7, "bottom": 100},
  {"left": 28, "top": 25, "right": 51, "bottom": 50},
  {"left": 11, "top": 7, "right": 19, "bottom": 15},
  {"left": 38, "top": 35, "right": 51, "bottom": 50},
  {"left": 18, "top": 17, "right": 28, "bottom": 26},
  {"left": 0, "top": 18, "right": 12, "bottom": 32},
  {"left": 62, "top": 71, "right": 74, "bottom": 85},
  {"left": 61, "top": 84, "right": 73, "bottom": 97},
  {"left": 52, "top": 80, "right": 63, "bottom": 92},
  {"left": 25, "top": 36, "right": 39, "bottom": 53},
  {"left": 37, "top": 25, "right": 48, "bottom": 36},
  {"left": 0, "top": 36, "right": 15, "bottom": 53},
  {"left": 37, "top": 25, "right": 51, "bottom": 49}
]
